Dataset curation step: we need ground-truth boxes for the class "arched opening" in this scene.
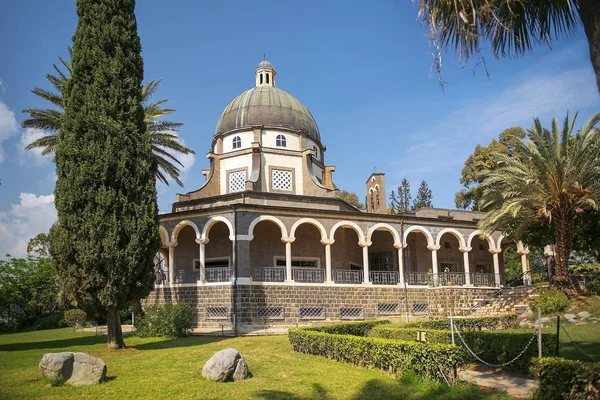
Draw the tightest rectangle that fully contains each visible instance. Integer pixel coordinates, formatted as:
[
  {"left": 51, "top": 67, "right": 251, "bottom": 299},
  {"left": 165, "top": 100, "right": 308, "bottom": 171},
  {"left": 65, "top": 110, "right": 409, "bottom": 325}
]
[
  {"left": 332, "top": 227, "right": 363, "bottom": 284},
  {"left": 500, "top": 240, "right": 522, "bottom": 284},
  {"left": 437, "top": 232, "right": 466, "bottom": 285},
  {"left": 260, "top": 73, "right": 263, "bottom": 84},
  {"left": 232, "top": 136, "right": 241, "bottom": 149},
  {"left": 470, "top": 236, "right": 495, "bottom": 286},
  {"left": 173, "top": 225, "right": 197, "bottom": 283},
  {"left": 291, "top": 223, "right": 325, "bottom": 283},
  {"left": 266, "top": 73, "right": 270, "bottom": 84},
  {"left": 154, "top": 249, "right": 168, "bottom": 285},
  {"left": 369, "top": 230, "right": 398, "bottom": 284},
  {"left": 276, "top": 134, "right": 286, "bottom": 147},
  {"left": 405, "top": 231, "right": 431, "bottom": 285},
  {"left": 250, "top": 220, "right": 285, "bottom": 282},
  {"left": 205, "top": 221, "right": 233, "bottom": 282}
]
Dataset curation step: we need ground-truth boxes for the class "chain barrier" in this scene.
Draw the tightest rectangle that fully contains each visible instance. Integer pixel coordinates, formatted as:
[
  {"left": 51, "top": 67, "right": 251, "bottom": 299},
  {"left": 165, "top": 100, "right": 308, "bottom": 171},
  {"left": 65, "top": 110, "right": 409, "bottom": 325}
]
[
  {"left": 560, "top": 323, "right": 599, "bottom": 362},
  {"left": 454, "top": 324, "right": 538, "bottom": 368}
]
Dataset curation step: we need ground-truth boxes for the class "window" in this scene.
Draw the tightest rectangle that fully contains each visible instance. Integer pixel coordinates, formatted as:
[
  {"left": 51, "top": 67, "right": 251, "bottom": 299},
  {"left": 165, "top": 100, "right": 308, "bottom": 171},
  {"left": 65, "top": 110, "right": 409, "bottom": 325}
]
[
  {"left": 276, "top": 134, "right": 286, "bottom": 147},
  {"left": 271, "top": 168, "right": 293, "bottom": 191},
  {"left": 369, "top": 252, "right": 393, "bottom": 271},
  {"left": 232, "top": 136, "right": 241, "bottom": 149},
  {"left": 312, "top": 145, "right": 318, "bottom": 159},
  {"left": 444, "top": 241, "right": 451, "bottom": 249},
  {"left": 299, "top": 307, "right": 325, "bottom": 320},
  {"left": 228, "top": 169, "right": 246, "bottom": 193},
  {"left": 194, "top": 258, "right": 230, "bottom": 269},
  {"left": 340, "top": 308, "right": 364, "bottom": 320},
  {"left": 260, "top": 73, "right": 263, "bottom": 84},
  {"left": 275, "top": 258, "right": 318, "bottom": 268},
  {"left": 440, "top": 262, "right": 458, "bottom": 273},
  {"left": 266, "top": 73, "right": 270, "bottom": 84},
  {"left": 349, "top": 262, "right": 362, "bottom": 271}
]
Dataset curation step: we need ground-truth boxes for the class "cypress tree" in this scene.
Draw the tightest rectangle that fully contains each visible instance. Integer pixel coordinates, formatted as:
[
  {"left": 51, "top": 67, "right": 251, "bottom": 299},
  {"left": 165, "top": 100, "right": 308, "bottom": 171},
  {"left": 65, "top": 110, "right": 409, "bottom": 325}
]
[
  {"left": 50, "top": 0, "right": 160, "bottom": 349},
  {"left": 412, "top": 180, "right": 434, "bottom": 210},
  {"left": 398, "top": 178, "right": 412, "bottom": 213}
]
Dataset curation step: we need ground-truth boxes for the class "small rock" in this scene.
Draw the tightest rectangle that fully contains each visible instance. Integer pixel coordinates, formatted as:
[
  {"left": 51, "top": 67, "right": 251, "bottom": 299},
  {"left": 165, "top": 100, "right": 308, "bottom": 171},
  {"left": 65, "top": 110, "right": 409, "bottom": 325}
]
[
  {"left": 202, "top": 348, "right": 250, "bottom": 382},
  {"left": 39, "top": 352, "right": 106, "bottom": 386},
  {"left": 564, "top": 314, "right": 577, "bottom": 320},
  {"left": 537, "top": 317, "right": 551, "bottom": 324},
  {"left": 577, "top": 311, "right": 591, "bottom": 319},
  {"left": 232, "top": 356, "right": 249, "bottom": 382},
  {"left": 519, "top": 320, "right": 529, "bottom": 328}
]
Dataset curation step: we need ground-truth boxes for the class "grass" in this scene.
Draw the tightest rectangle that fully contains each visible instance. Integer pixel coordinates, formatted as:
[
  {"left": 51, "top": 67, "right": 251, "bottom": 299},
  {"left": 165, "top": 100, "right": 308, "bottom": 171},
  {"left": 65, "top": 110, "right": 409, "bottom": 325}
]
[{"left": 0, "top": 328, "right": 510, "bottom": 400}]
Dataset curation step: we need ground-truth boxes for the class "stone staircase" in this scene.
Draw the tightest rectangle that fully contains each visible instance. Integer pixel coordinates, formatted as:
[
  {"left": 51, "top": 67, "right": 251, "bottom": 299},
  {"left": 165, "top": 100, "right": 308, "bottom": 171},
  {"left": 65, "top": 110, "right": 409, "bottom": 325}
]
[{"left": 463, "top": 286, "right": 536, "bottom": 317}]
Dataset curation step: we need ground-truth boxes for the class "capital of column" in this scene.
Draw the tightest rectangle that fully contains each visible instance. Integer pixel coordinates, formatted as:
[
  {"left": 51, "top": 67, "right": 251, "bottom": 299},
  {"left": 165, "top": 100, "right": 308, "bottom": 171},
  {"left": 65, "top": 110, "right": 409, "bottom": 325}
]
[
  {"left": 393, "top": 242, "right": 407, "bottom": 249},
  {"left": 358, "top": 241, "right": 372, "bottom": 248},
  {"left": 427, "top": 245, "right": 441, "bottom": 251},
  {"left": 195, "top": 238, "right": 209, "bottom": 245},
  {"left": 517, "top": 249, "right": 530, "bottom": 256},
  {"left": 281, "top": 236, "right": 296, "bottom": 244},
  {"left": 234, "top": 234, "right": 253, "bottom": 241},
  {"left": 320, "top": 239, "right": 335, "bottom": 246},
  {"left": 459, "top": 246, "right": 472, "bottom": 253},
  {"left": 166, "top": 241, "right": 178, "bottom": 248},
  {"left": 488, "top": 248, "right": 502, "bottom": 254}
]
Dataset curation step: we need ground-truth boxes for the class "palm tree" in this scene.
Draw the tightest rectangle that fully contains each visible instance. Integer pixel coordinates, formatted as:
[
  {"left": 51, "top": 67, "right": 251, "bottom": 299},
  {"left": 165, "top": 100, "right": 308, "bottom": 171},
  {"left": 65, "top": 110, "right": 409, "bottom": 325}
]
[
  {"left": 22, "top": 51, "right": 194, "bottom": 186},
  {"left": 417, "top": 1, "right": 600, "bottom": 93},
  {"left": 478, "top": 112, "right": 600, "bottom": 288}
]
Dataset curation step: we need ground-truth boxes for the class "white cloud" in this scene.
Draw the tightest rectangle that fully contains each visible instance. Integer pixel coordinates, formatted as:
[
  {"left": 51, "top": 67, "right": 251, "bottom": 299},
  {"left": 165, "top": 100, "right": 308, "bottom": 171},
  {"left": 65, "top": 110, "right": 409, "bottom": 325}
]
[
  {"left": 0, "top": 193, "right": 57, "bottom": 258},
  {"left": 0, "top": 100, "right": 19, "bottom": 163},
  {"left": 18, "top": 128, "right": 52, "bottom": 165}
]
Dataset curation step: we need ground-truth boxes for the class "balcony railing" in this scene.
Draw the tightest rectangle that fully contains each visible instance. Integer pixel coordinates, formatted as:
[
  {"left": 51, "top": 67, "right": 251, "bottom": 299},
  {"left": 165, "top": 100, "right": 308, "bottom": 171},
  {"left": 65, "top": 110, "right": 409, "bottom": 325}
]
[
  {"left": 470, "top": 272, "right": 500, "bottom": 287},
  {"left": 370, "top": 271, "right": 399, "bottom": 285},
  {"left": 333, "top": 269, "right": 363, "bottom": 284},
  {"left": 292, "top": 267, "right": 325, "bottom": 283},
  {"left": 406, "top": 272, "right": 432, "bottom": 285},
  {"left": 205, "top": 267, "right": 233, "bottom": 283},
  {"left": 252, "top": 267, "right": 286, "bottom": 282},
  {"left": 405, "top": 271, "right": 498, "bottom": 287}
]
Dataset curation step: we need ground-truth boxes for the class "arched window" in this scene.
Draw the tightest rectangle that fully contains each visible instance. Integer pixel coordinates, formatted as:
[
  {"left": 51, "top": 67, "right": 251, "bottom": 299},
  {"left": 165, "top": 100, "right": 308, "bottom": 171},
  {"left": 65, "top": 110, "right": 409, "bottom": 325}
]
[
  {"left": 312, "top": 145, "right": 318, "bottom": 159},
  {"left": 266, "top": 73, "right": 270, "bottom": 84},
  {"left": 232, "top": 136, "right": 241, "bottom": 149},
  {"left": 276, "top": 134, "right": 286, "bottom": 147},
  {"left": 260, "top": 73, "right": 263, "bottom": 84}
]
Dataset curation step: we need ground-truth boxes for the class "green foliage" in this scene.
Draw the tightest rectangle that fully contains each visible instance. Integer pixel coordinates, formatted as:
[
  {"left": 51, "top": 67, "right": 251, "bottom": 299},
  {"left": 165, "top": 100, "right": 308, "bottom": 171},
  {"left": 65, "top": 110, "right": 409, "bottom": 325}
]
[
  {"left": 398, "top": 178, "right": 411, "bottom": 213},
  {"left": 393, "top": 315, "right": 519, "bottom": 331},
  {"left": 288, "top": 325, "right": 467, "bottom": 382},
  {"left": 135, "top": 303, "right": 193, "bottom": 338},
  {"left": 31, "top": 312, "right": 67, "bottom": 331},
  {"left": 339, "top": 190, "right": 364, "bottom": 209},
  {"left": 26, "top": 233, "right": 50, "bottom": 257},
  {"left": 412, "top": 180, "right": 433, "bottom": 210},
  {"left": 529, "top": 289, "right": 570, "bottom": 314},
  {"left": 306, "top": 320, "right": 391, "bottom": 337},
  {"left": 534, "top": 357, "right": 600, "bottom": 400},
  {"left": 50, "top": 0, "right": 161, "bottom": 346},
  {"left": 63, "top": 309, "right": 87, "bottom": 327},
  {"left": 0, "top": 256, "right": 59, "bottom": 332},
  {"left": 586, "top": 278, "right": 600, "bottom": 295},
  {"left": 503, "top": 247, "right": 523, "bottom": 282},
  {"left": 370, "top": 326, "right": 557, "bottom": 374}
]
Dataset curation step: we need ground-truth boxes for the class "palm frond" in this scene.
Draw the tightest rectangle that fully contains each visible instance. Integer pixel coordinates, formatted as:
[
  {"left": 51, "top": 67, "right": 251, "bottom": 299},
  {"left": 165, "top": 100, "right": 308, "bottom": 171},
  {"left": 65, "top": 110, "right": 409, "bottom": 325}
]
[
  {"left": 23, "top": 134, "right": 59, "bottom": 155},
  {"left": 21, "top": 108, "right": 62, "bottom": 131}
]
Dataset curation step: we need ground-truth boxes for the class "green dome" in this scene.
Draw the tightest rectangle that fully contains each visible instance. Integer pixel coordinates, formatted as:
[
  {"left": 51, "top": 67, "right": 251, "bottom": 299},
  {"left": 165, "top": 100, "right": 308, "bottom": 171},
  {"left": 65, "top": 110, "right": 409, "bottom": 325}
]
[{"left": 214, "top": 86, "right": 321, "bottom": 142}]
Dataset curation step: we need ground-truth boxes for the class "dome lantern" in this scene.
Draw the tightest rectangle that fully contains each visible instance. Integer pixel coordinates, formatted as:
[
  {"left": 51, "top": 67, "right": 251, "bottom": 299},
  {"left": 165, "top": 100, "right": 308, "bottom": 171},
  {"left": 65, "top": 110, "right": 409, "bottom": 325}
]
[{"left": 255, "top": 59, "right": 276, "bottom": 87}]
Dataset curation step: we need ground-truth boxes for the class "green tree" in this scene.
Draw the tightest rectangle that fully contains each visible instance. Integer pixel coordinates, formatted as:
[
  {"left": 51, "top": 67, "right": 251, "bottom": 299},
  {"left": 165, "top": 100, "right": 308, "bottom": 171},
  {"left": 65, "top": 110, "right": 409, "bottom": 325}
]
[
  {"left": 50, "top": 0, "right": 161, "bottom": 349},
  {"left": 388, "top": 190, "right": 399, "bottom": 214},
  {"left": 339, "top": 190, "right": 364, "bottom": 209},
  {"left": 27, "top": 233, "right": 50, "bottom": 257},
  {"left": 398, "top": 178, "right": 412, "bottom": 213},
  {"left": 417, "top": 0, "right": 600, "bottom": 93},
  {"left": 412, "top": 180, "right": 433, "bottom": 210},
  {"left": 455, "top": 127, "right": 526, "bottom": 210},
  {"left": 22, "top": 50, "right": 193, "bottom": 186},
  {"left": 479, "top": 112, "right": 600, "bottom": 288}
]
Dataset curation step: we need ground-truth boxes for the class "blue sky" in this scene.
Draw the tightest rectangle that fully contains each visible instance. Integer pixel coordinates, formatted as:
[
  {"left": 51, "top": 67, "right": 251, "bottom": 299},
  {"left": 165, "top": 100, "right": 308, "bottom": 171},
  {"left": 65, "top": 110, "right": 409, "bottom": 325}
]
[{"left": 0, "top": 0, "right": 598, "bottom": 257}]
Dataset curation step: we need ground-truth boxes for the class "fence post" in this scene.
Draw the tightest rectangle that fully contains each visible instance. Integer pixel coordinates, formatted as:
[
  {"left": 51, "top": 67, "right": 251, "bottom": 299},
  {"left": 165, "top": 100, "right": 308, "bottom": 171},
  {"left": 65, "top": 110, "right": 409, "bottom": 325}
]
[
  {"left": 538, "top": 307, "right": 542, "bottom": 358},
  {"left": 556, "top": 315, "right": 560, "bottom": 356},
  {"left": 450, "top": 313, "right": 455, "bottom": 345}
]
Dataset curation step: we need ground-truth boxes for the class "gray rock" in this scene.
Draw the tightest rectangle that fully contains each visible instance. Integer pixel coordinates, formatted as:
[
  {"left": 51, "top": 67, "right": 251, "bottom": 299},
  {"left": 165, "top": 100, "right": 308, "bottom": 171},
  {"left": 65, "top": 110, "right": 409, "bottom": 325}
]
[
  {"left": 39, "top": 352, "right": 106, "bottom": 386},
  {"left": 519, "top": 320, "right": 529, "bottom": 328},
  {"left": 564, "top": 314, "right": 577, "bottom": 320},
  {"left": 537, "top": 317, "right": 551, "bottom": 324},
  {"left": 202, "top": 348, "right": 250, "bottom": 382},
  {"left": 577, "top": 311, "right": 591, "bottom": 319}
]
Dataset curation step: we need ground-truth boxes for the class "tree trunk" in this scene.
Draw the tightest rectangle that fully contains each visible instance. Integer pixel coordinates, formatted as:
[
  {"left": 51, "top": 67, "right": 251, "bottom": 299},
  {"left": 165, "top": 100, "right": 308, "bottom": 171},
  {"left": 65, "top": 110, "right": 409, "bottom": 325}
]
[
  {"left": 578, "top": 0, "right": 600, "bottom": 93},
  {"left": 107, "top": 308, "right": 125, "bottom": 350},
  {"left": 553, "top": 216, "right": 574, "bottom": 289}
]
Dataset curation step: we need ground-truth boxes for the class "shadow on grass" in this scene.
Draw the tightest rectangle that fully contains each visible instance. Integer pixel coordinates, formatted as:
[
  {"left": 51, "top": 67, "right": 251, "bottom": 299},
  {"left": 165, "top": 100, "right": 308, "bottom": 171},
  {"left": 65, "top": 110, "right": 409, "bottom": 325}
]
[
  {"left": 132, "top": 335, "right": 226, "bottom": 351},
  {"left": 0, "top": 335, "right": 107, "bottom": 352}
]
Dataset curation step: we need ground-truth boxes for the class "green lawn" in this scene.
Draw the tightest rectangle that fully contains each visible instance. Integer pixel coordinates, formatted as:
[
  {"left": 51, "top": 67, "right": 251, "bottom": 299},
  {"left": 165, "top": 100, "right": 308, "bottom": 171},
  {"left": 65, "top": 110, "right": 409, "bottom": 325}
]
[
  {"left": 0, "top": 328, "right": 509, "bottom": 400},
  {"left": 555, "top": 323, "right": 600, "bottom": 362}
]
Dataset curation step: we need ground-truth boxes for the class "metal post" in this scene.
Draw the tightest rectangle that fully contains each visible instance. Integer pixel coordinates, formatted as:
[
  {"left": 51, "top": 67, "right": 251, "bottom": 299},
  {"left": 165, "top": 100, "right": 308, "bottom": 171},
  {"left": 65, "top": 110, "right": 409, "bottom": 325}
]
[
  {"left": 450, "top": 313, "right": 455, "bottom": 345},
  {"left": 538, "top": 307, "right": 542, "bottom": 358},
  {"left": 556, "top": 315, "right": 560, "bottom": 356}
]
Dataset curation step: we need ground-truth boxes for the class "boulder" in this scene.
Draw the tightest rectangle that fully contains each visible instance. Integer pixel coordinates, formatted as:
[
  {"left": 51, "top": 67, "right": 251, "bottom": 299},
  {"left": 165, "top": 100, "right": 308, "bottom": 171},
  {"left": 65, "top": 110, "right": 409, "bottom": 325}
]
[
  {"left": 577, "top": 311, "right": 591, "bottom": 319},
  {"left": 202, "top": 348, "right": 250, "bottom": 382},
  {"left": 564, "top": 314, "right": 577, "bottom": 321},
  {"left": 39, "top": 352, "right": 106, "bottom": 386}
]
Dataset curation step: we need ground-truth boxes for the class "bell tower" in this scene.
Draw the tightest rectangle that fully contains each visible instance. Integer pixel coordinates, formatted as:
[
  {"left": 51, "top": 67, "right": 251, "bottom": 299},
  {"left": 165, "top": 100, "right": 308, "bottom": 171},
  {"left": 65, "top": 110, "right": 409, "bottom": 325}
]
[
  {"left": 366, "top": 173, "right": 386, "bottom": 214},
  {"left": 255, "top": 60, "right": 276, "bottom": 87}
]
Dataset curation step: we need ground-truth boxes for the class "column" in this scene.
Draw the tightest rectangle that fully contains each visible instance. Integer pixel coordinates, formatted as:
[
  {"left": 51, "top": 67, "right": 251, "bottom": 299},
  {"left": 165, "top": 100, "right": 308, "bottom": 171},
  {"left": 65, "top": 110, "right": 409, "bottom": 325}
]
[
  {"left": 167, "top": 241, "right": 178, "bottom": 284},
  {"left": 518, "top": 243, "right": 531, "bottom": 286},
  {"left": 233, "top": 235, "right": 253, "bottom": 283},
  {"left": 195, "top": 238, "right": 209, "bottom": 283},
  {"left": 394, "top": 243, "right": 406, "bottom": 286},
  {"left": 460, "top": 247, "right": 472, "bottom": 286},
  {"left": 321, "top": 239, "right": 335, "bottom": 284},
  {"left": 490, "top": 249, "right": 501, "bottom": 286},
  {"left": 359, "top": 241, "right": 371, "bottom": 284},
  {"left": 427, "top": 245, "right": 440, "bottom": 276},
  {"left": 281, "top": 237, "right": 295, "bottom": 283}
]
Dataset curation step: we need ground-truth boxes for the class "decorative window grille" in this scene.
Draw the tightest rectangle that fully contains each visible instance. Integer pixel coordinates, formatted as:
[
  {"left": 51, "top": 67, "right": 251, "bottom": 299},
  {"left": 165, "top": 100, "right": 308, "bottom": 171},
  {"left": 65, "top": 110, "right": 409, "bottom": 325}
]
[
  {"left": 206, "top": 307, "right": 228, "bottom": 320},
  {"left": 440, "top": 262, "right": 458, "bottom": 273},
  {"left": 340, "top": 308, "right": 364, "bottom": 320},
  {"left": 474, "top": 263, "right": 492, "bottom": 273},
  {"left": 256, "top": 306, "right": 284, "bottom": 320},
  {"left": 232, "top": 136, "right": 241, "bottom": 149},
  {"left": 228, "top": 170, "right": 246, "bottom": 193},
  {"left": 276, "top": 134, "right": 286, "bottom": 147},
  {"left": 412, "top": 303, "right": 429, "bottom": 314},
  {"left": 271, "top": 169, "right": 292, "bottom": 191},
  {"left": 377, "top": 303, "right": 400, "bottom": 315},
  {"left": 299, "top": 307, "right": 325, "bottom": 320}
]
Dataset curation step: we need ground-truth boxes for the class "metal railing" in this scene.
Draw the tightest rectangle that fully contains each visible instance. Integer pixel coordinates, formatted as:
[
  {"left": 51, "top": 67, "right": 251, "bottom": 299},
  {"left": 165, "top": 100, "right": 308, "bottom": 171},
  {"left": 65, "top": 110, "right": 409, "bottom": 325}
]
[
  {"left": 292, "top": 267, "right": 325, "bottom": 283},
  {"left": 205, "top": 267, "right": 233, "bottom": 283},
  {"left": 470, "top": 272, "right": 499, "bottom": 287},
  {"left": 405, "top": 271, "right": 497, "bottom": 287},
  {"left": 406, "top": 272, "right": 432, "bottom": 285},
  {"left": 252, "top": 267, "right": 286, "bottom": 282},
  {"left": 333, "top": 269, "right": 363, "bottom": 284},
  {"left": 370, "top": 271, "right": 399, "bottom": 285}
]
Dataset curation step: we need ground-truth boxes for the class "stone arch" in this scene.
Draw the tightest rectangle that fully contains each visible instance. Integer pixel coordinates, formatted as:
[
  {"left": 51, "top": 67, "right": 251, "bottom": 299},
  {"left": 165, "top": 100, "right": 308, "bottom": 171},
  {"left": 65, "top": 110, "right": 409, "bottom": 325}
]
[
  {"left": 201, "top": 216, "right": 235, "bottom": 241},
  {"left": 366, "top": 223, "right": 401, "bottom": 245},
  {"left": 247, "top": 215, "right": 288, "bottom": 239},
  {"left": 290, "top": 218, "right": 327, "bottom": 241},
  {"left": 171, "top": 220, "right": 200, "bottom": 242},
  {"left": 329, "top": 221, "right": 365, "bottom": 243},
  {"left": 403, "top": 225, "right": 434, "bottom": 247},
  {"left": 435, "top": 228, "right": 466, "bottom": 248},
  {"left": 467, "top": 230, "right": 496, "bottom": 250},
  {"left": 159, "top": 225, "right": 169, "bottom": 245}
]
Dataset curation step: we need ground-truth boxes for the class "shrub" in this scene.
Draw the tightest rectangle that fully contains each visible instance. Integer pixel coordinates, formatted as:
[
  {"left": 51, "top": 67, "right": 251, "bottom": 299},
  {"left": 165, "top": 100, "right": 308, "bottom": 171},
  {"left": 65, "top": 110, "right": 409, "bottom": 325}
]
[
  {"left": 394, "top": 315, "right": 518, "bottom": 331},
  {"left": 306, "top": 320, "right": 391, "bottom": 336},
  {"left": 135, "top": 303, "right": 193, "bottom": 338},
  {"left": 586, "top": 277, "right": 600, "bottom": 295},
  {"left": 63, "top": 309, "right": 87, "bottom": 327},
  {"left": 33, "top": 312, "right": 67, "bottom": 330},
  {"left": 529, "top": 288, "right": 570, "bottom": 314},
  {"left": 534, "top": 357, "right": 600, "bottom": 400},
  {"left": 288, "top": 327, "right": 467, "bottom": 382},
  {"left": 369, "top": 326, "right": 558, "bottom": 374}
]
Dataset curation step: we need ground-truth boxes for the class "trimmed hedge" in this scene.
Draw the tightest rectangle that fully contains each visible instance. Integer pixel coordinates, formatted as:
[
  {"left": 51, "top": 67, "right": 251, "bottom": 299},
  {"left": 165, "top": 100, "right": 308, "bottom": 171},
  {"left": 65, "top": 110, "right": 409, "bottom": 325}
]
[
  {"left": 395, "top": 314, "right": 519, "bottom": 331},
  {"left": 304, "top": 320, "right": 391, "bottom": 336},
  {"left": 370, "top": 326, "right": 558, "bottom": 374},
  {"left": 534, "top": 357, "right": 600, "bottom": 400},
  {"left": 288, "top": 322, "right": 467, "bottom": 382}
]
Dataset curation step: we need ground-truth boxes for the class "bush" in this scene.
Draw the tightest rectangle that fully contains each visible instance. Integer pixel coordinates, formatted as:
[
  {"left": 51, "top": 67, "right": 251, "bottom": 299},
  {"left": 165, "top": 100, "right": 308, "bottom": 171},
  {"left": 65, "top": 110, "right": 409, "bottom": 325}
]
[
  {"left": 288, "top": 326, "right": 467, "bottom": 383},
  {"left": 306, "top": 320, "right": 391, "bottom": 336},
  {"left": 63, "top": 309, "right": 87, "bottom": 327},
  {"left": 394, "top": 315, "right": 519, "bottom": 331},
  {"left": 33, "top": 312, "right": 67, "bottom": 330},
  {"left": 534, "top": 357, "right": 600, "bottom": 400},
  {"left": 529, "top": 288, "right": 570, "bottom": 314},
  {"left": 135, "top": 303, "right": 193, "bottom": 338},
  {"left": 369, "top": 326, "right": 558, "bottom": 374},
  {"left": 586, "top": 277, "right": 600, "bottom": 295}
]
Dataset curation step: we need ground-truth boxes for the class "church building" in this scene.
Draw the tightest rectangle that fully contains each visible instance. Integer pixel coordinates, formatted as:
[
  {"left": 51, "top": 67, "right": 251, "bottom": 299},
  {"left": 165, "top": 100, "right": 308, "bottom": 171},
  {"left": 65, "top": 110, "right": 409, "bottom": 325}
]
[{"left": 146, "top": 60, "right": 533, "bottom": 330}]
